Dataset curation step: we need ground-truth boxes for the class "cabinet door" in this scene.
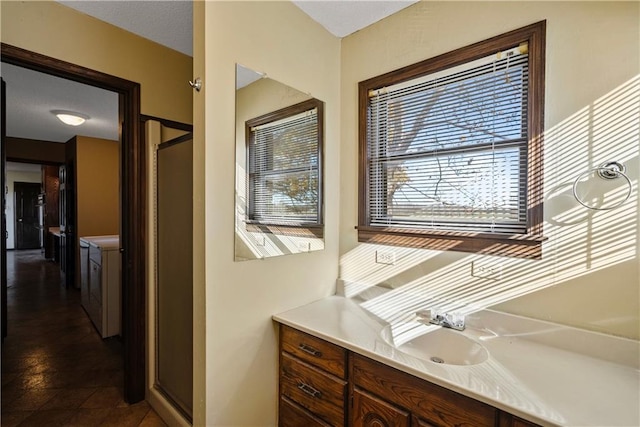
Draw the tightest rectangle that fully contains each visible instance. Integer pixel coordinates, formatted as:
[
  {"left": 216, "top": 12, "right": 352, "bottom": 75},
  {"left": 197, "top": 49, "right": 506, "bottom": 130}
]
[
  {"left": 353, "top": 388, "right": 410, "bottom": 427},
  {"left": 353, "top": 354, "right": 496, "bottom": 427},
  {"left": 279, "top": 396, "right": 331, "bottom": 427},
  {"left": 498, "top": 413, "right": 541, "bottom": 427},
  {"left": 414, "top": 417, "right": 437, "bottom": 427}
]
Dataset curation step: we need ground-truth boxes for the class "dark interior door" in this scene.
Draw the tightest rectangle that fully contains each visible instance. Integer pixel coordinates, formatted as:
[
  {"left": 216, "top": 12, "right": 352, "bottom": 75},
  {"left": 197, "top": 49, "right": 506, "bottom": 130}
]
[
  {"left": 2, "top": 77, "right": 7, "bottom": 340},
  {"left": 14, "top": 182, "right": 42, "bottom": 249}
]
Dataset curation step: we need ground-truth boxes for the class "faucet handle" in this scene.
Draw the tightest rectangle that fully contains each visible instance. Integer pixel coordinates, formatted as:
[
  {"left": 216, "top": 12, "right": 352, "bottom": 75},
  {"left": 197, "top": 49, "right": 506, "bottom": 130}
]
[
  {"left": 429, "top": 307, "right": 444, "bottom": 323},
  {"left": 448, "top": 312, "right": 465, "bottom": 330},
  {"left": 426, "top": 308, "right": 466, "bottom": 330}
]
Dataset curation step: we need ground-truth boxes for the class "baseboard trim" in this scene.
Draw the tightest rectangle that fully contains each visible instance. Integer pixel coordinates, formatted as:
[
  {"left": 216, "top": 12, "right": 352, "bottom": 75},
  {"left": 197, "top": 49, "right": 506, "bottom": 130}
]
[{"left": 147, "top": 387, "right": 192, "bottom": 427}]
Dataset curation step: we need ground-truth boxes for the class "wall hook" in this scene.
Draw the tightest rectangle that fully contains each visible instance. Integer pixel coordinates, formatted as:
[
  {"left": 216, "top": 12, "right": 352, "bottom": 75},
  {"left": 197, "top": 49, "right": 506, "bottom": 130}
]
[{"left": 189, "top": 77, "right": 202, "bottom": 92}]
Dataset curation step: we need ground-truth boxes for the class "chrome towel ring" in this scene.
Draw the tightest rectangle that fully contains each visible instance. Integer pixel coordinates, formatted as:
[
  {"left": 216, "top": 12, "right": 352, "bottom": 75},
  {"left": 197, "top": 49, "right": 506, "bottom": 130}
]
[{"left": 572, "top": 161, "right": 632, "bottom": 211}]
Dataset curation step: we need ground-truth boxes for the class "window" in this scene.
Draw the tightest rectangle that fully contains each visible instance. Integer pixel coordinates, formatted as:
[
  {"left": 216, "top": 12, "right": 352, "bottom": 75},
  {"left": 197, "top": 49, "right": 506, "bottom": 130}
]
[
  {"left": 358, "top": 22, "right": 546, "bottom": 259},
  {"left": 247, "top": 98, "right": 323, "bottom": 233}
]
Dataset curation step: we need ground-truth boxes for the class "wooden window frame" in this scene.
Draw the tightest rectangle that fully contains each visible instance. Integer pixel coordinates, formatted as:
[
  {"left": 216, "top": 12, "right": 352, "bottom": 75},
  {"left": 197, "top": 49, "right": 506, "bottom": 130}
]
[
  {"left": 245, "top": 98, "right": 324, "bottom": 236},
  {"left": 357, "top": 21, "right": 546, "bottom": 259}
]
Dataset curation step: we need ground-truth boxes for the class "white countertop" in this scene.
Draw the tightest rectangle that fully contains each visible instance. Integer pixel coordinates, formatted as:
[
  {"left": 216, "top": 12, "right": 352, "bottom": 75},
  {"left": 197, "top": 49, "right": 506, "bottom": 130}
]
[
  {"left": 273, "top": 295, "right": 640, "bottom": 427},
  {"left": 79, "top": 235, "right": 120, "bottom": 251}
]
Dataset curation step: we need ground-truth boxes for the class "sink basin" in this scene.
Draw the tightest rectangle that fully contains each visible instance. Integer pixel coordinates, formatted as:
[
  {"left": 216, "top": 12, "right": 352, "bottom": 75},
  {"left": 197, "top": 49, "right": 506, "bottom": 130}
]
[{"left": 382, "top": 326, "right": 489, "bottom": 366}]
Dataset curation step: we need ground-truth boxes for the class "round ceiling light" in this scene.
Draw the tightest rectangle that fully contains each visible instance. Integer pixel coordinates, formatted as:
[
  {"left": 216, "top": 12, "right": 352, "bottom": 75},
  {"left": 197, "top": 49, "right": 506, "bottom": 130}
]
[{"left": 51, "top": 110, "right": 90, "bottom": 126}]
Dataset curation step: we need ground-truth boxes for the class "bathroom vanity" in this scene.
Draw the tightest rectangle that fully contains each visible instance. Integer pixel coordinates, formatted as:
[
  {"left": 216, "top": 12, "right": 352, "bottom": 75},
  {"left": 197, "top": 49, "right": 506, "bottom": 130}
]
[
  {"left": 279, "top": 324, "right": 537, "bottom": 427},
  {"left": 274, "top": 296, "right": 639, "bottom": 427}
]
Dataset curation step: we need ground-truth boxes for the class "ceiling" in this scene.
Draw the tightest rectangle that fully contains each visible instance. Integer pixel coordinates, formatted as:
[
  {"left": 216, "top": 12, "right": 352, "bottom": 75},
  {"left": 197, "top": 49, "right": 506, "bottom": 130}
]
[
  {"left": 2, "top": 63, "right": 119, "bottom": 143},
  {"left": 2, "top": 1, "right": 417, "bottom": 147},
  {"left": 56, "top": 0, "right": 419, "bottom": 54},
  {"left": 56, "top": 0, "right": 194, "bottom": 57},
  {"left": 293, "top": 1, "right": 418, "bottom": 38}
]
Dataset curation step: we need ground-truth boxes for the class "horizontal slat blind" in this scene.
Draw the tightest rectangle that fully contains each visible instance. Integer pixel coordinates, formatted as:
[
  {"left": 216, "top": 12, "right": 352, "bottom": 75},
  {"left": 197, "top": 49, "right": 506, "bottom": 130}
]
[
  {"left": 367, "top": 46, "right": 529, "bottom": 234},
  {"left": 249, "top": 108, "right": 320, "bottom": 224}
]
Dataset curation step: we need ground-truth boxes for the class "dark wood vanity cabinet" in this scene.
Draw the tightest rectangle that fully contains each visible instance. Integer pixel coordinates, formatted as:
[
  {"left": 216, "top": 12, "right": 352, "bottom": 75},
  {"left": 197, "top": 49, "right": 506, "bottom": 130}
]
[
  {"left": 498, "top": 413, "right": 541, "bottom": 427},
  {"left": 279, "top": 325, "right": 348, "bottom": 426},
  {"left": 352, "top": 353, "right": 496, "bottom": 427},
  {"left": 353, "top": 388, "right": 410, "bottom": 427},
  {"left": 278, "top": 325, "right": 542, "bottom": 427}
]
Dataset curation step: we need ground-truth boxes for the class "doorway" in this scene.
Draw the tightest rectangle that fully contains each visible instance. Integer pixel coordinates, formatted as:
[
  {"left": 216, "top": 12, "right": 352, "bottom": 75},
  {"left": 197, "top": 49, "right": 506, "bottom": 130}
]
[
  {"left": 1, "top": 43, "right": 146, "bottom": 403},
  {"left": 13, "top": 182, "right": 41, "bottom": 250}
]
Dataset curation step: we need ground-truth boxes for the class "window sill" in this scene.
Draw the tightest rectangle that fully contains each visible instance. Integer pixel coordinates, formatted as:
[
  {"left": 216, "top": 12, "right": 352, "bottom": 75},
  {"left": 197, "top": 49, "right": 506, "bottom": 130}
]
[
  {"left": 357, "top": 226, "right": 546, "bottom": 259},
  {"left": 245, "top": 222, "right": 323, "bottom": 239}
]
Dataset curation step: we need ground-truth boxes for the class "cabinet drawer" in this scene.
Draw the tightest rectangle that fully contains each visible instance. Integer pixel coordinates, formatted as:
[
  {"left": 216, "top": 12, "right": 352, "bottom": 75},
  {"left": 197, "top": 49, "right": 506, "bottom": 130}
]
[
  {"left": 352, "top": 354, "right": 497, "bottom": 427},
  {"left": 280, "top": 352, "right": 346, "bottom": 426},
  {"left": 279, "top": 396, "right": 331, "bottom": 427},
  {"left": 281, "top": 325, "right": 346, "bottom": 378}
]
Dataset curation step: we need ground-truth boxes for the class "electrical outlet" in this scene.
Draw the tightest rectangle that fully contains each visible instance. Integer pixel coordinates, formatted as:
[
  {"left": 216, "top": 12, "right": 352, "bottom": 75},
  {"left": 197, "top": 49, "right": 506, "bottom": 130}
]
[
  {"left": 376, "top": 250, "right": 397, "bottom": 265},
  {"left": 471, "top": 260, "right": 503, "bottom": 280},
  {"left": 296, "top": 241, "right": 311, "bottom": 252}
]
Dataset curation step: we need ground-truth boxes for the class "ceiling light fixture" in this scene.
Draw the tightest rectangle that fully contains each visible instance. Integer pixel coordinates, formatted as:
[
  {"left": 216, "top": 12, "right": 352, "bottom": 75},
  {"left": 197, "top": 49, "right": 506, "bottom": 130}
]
[{"left": 51, "top": 110, "right": 90, "bottom": 126}]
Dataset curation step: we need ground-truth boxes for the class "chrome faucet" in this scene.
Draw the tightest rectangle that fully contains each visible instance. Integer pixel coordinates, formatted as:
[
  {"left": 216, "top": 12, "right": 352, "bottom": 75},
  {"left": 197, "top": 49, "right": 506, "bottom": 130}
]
[{"left": 428, "top": 308, "right": 465, "bottom": 331}]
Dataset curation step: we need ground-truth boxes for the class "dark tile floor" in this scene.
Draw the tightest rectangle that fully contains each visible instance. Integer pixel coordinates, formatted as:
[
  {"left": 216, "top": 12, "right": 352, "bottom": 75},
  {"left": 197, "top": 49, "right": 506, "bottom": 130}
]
[{"left": 1, "top": 249, "right": 166, "bottom": 427}]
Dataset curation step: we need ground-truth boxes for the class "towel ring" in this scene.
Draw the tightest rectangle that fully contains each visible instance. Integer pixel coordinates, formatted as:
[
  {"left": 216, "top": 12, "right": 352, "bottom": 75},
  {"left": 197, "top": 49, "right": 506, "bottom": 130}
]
[{"left": 572, "top": 161, "right": 632, "bottom": 211}]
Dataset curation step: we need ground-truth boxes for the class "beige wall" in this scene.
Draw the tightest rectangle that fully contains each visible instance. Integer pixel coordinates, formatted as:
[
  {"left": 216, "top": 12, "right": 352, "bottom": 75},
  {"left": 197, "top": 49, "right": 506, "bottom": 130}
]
[
  {"left": 1, "top": 0, "right": 192, "bottom": 124},
  {"left": 74, "top": 136, "right": 119, "bottom": 238},
  {"left": 340, "top": 2, "right": 639, "bottom": 339},
  {"left": 192, "top": 2, "right": 206, "bottom": 424},
  {"left": 201, "top": 1, "right": 340, "bottom": 424}
]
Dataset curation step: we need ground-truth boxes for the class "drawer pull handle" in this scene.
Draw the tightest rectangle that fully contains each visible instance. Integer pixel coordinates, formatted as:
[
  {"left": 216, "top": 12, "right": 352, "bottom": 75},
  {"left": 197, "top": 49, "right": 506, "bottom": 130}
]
[
  {"left": 297, "top": 382, "right": 322, "bottom": 398},
  {"left": 298, "top": 343, "right": 322, "bottom": 357}
]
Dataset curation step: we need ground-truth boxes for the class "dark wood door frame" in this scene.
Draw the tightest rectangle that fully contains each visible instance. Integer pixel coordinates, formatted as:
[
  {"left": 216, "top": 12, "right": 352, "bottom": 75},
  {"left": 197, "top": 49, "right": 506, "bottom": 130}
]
[{"left": 1, "top": 43, "right": 146, "bottom": 403}]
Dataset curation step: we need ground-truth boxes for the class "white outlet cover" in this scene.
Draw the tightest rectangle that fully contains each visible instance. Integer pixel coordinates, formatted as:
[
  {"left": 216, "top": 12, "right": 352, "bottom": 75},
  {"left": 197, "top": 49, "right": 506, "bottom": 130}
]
[{"left": 376, "top": 250, "right": 397, "bottom": 265}]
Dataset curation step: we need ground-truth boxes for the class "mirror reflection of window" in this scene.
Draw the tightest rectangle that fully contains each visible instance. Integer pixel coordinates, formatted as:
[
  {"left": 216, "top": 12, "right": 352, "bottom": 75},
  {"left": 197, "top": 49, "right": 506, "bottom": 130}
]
[
  {"left": 247, "top": 99, "right": 323, "bottom": 228},
  {"left": 234, "top": 64, "right": 325, "bottom": 261}
]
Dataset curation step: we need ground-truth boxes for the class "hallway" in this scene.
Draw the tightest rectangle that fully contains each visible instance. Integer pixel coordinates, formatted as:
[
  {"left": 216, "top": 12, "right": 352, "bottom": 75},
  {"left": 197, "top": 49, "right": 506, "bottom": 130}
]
[{"left": 1, "top": 250, "right": 165, "bottom": 427}]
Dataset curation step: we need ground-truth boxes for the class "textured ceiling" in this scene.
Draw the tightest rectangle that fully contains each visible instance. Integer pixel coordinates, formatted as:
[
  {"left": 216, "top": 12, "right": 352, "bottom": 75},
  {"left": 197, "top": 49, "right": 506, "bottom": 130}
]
[
  {"left": 56, "top": 0, "right": 194, "bottom": 56},
  {"left": 292, "top": 1, "right": 418, "bottom": 37},
  {"left": 56, "top": 0, "right": 417, "bottom": 55},
  {"left": 236, "top": 64, "right": 264, "bottom": 90}
]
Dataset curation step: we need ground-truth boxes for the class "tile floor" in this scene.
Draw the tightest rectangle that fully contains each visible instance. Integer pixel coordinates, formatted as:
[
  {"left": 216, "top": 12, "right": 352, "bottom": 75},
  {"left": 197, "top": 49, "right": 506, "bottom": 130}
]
[{"left": 1, "top": 249, "right": 166, "bottom": 427}]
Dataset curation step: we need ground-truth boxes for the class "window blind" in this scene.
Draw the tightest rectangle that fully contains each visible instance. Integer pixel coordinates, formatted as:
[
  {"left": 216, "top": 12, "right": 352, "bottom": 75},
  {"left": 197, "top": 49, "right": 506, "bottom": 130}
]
[
  {"left": 367, "top": 46, "right": 529, "bottom": 234},
  {"left": 249, "top": 107, "right": 320, "bottom": 224}
]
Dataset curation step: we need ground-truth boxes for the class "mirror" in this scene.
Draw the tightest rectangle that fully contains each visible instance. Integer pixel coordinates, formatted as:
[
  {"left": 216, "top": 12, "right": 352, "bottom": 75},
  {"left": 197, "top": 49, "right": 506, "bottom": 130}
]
[{"left": 235, "top": 64, "right": 325, "bottom": 261}]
